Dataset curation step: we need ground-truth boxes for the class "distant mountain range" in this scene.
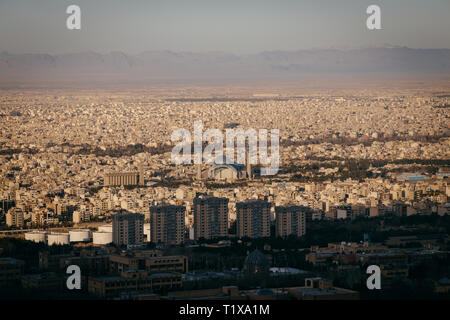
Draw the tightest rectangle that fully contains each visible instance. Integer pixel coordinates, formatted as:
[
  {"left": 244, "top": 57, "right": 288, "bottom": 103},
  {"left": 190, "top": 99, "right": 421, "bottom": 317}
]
[{"left": 1, "top": 47, "right": 449, "bottom": 84}]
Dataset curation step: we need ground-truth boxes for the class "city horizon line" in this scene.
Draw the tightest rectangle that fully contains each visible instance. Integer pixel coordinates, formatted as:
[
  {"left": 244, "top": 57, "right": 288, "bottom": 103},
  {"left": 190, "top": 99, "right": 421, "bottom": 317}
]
[{"left": 3, "top": 44, "right": 450, "bottom": 56}]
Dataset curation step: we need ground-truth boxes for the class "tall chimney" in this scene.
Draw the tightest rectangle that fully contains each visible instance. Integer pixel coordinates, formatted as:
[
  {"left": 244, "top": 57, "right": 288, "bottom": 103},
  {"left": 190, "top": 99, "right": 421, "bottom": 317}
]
[{"left": 246, "top": 152, "right": 252, "bottom": 179}]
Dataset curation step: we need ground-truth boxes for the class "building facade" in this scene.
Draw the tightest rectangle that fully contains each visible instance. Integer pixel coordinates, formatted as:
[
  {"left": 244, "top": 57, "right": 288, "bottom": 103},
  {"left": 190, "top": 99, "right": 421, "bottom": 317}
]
[
  {"left": 112, "top": 212, "right": 145, "bottom": 246},
  {"left": 104, "top": 172, "right": 144, "bottom": 187},
  {"left": 150, "top": 204, "right": 185, "bottom": 245},
  {"left": 0, "top": 258, "right": 24, "bottom": 288},
  {"left": 275, "top": 205, "right": 307, "bottom": 238},
  {"left": 193, "top": 194, "right": 229, "bottom": 240},
  {"left": 236, "top": 200, "right": 271, "bottom": 238},
  {"left": 88, "top": 271, "right": 182, "bottom": 298},
  {"left": 6, "top": 208, "right": 24, "bottom": 228},
  {"left": 109, "top": 252, "right": 187, "bottom": 274}
]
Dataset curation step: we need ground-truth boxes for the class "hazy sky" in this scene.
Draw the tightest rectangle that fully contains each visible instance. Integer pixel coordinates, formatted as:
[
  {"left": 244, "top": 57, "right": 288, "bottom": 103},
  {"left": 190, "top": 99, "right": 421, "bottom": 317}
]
[{"left": 1, "top": 0, "right": 449, "bottom": 54}]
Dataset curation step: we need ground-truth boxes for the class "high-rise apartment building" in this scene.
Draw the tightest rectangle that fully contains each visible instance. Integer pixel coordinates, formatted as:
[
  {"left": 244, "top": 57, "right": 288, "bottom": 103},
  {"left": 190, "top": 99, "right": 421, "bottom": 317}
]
[
  {"left": 150, "top": 204, "right": 186, "bottom": 245},
  {"left": 193, "top": 194, "right": 229, "bottom": 240},
  {"left": 112, "top": 212, "right": 144, "bottom": 246},
  {"left": 275, "top": 205, "right": 307, "bottom": 238},
  {"left": 236, "top": 200, "right": 271, "bottom": 238}
]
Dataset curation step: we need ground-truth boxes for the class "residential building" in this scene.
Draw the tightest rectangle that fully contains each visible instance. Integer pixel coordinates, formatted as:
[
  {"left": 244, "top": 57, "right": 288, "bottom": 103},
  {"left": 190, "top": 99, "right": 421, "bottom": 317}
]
[
  {"left": 112, "top": 212, "right": 145, "bottom": 246},
  {"left": 193, "top": 194, "right": 229, "bottom": 240},
  {"left": 150, "top": 204, "right": 185, "bottom": 245},
  {"left": 236, "top": 200, "right": 271, "bottom": 238}
]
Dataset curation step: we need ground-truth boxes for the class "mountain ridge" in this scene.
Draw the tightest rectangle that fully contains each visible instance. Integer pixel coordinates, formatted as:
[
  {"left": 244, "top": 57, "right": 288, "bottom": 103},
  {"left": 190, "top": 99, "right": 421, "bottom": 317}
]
[{"left": 1, "top": 47, "right": 449, "bottom": 84}]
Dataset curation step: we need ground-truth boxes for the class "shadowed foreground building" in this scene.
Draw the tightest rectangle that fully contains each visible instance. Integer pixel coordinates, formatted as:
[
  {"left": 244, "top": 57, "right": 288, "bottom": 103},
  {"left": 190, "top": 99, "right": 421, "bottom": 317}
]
[
  {"left": 236, "top": 200, "right": 271, "bottom": 238},
  {"left": 90, "top": 250, "right": 187, "bottom": 298},
  {"left": 21, "top": 272, "right": 63, "bottom": 291},
  {"left": 286, "top": 278, "right": 359, "bottom": 300},
  {"left": 150, "top": 204, "right": 185, "bottom": 245},
  {"left": 88, "top": 271, "right": 182, "bottom": 298},
  {"left": 243, "top": 249, "right": 270, "bottom": 275},
  {"left": 0, "top": 258, "right": 24, "bottom": 288},
  {"left": 193, "top": 194, "right": 229, "bottom": 240},
  {"left": 109, "top": 251, "right": 188, "bottom": 274}
]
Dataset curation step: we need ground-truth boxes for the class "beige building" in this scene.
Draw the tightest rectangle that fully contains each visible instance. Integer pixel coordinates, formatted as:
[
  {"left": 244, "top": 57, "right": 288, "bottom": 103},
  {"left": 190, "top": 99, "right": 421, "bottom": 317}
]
[
  {"left": 236, "top": 200, "right": 271, "bottom": 238},
  {"left": 6, "top": 208, "right": 24, "bottom": 228},
  {"left": 207, "top": 163, "right": 252, "bottom": 181},
  {"left": 193, "top": 194, "right": 229, "bottom": 240},
  {"left": 150, "top": 204, "right": 185, "bottom": 245},
  {"left": 275, "top": 205, "right": 306, "bottom": 238},
  {"left": 104, "top": 172, "right": 144, "bottom": 187},
  {"left": 146, "top": 255, "right": 188, "bottom": 273},
  {"left": 112, "top": 212, "right": 145, "bottom": 246}
]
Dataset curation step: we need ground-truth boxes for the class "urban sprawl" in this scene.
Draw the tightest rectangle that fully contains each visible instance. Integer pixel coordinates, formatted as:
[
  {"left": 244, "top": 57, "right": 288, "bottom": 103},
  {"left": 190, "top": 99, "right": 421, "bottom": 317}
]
[{"left": 0, "top": 86, "right": 449, "bottom": 300}]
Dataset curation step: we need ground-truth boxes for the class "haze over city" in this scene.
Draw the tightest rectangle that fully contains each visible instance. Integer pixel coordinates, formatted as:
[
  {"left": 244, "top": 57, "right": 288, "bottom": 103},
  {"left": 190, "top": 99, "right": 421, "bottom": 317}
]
[
  {"left": 1, "top": 0, "right": 450, "bottom": 54},
  {"left": 0, "top": 0, "right": 449, "bottom": 307}
]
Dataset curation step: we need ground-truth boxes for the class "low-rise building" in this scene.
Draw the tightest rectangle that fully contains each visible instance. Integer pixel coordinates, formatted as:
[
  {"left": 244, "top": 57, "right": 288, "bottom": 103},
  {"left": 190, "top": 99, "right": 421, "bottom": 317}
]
[
  {"left": 286, "top": 278, "right": 359, "bottom": 300},
  {"left": 21, "top": 272, "right": 63, "bottom": 291},
  {"left": 0, "top": 257, "right": 25, "bottom": 287},
  {"left": 88, "top": 270, "right": 182, "bottom": 298}
]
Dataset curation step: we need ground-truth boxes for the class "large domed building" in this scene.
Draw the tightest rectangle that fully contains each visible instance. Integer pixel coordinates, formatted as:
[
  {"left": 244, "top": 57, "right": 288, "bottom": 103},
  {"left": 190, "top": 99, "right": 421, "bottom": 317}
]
[
  {"left": 243, "top": 249, "right": 270, "bottom": 275},
  {"left": 208, "top": 163, "right": 250, "bottom": 181}
]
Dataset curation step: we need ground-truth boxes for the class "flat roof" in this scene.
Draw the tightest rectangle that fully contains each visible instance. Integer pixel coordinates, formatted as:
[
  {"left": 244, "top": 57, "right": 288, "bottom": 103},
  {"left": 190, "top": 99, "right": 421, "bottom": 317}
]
[
  {"left": 0, "top": 257, "right": 23, "bottom": 264},
  {"left": 293, "top": 287, "right": 356, "bottom": 296}
]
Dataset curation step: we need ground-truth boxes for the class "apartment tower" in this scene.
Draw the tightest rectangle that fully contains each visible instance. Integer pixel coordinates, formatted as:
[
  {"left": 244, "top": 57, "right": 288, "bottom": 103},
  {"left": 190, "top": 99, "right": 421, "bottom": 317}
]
[
  {"left": 275, "top": 205, "right": 307, "bottom": 238},
  {"left": 112, "top": 212, "right": 144, "bottom": 246},
  {"left": 236, "top": 200, "right": 271, "bottom": 238},
  {"left": 150, "top": 204, "right": 186, "bottom": 245},
  {"left": 193, "top": 194, "right": 229, "bottom": 240}
]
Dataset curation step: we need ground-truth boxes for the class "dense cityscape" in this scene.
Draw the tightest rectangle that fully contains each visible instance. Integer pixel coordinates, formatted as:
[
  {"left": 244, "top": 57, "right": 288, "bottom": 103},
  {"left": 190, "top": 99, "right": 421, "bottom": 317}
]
[
  {"left": 0, "top": 86, "right": 449, "bottom": 300},
  {"left": 1, "top": 1, "right": 450, "bottom": 310}
]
